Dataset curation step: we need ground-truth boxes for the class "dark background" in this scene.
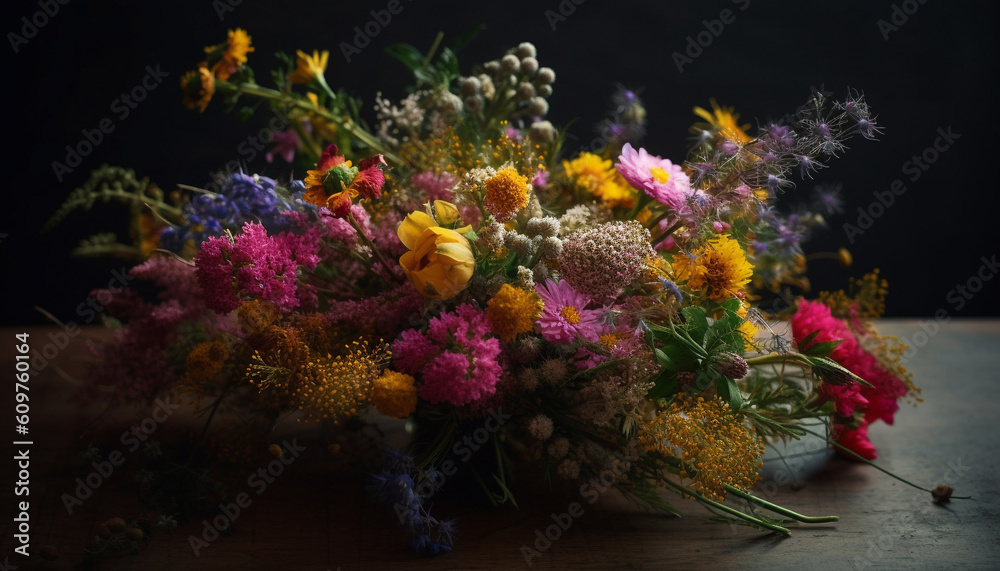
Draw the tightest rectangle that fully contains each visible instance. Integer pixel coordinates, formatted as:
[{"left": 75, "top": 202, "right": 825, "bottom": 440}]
[{"left": 1, "top": 0, "right": 998, "bottom": 325}]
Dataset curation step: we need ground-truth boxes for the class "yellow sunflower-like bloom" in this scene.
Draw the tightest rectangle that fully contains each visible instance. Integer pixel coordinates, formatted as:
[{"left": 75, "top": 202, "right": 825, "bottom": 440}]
[
  {"left": 372, "top": 370, "right": 418, "bottom": 418},
  {"left": 486, "top": 283, "right": 544, "bottom": 342},
  {"left": 673, "top": 234, "right": 753, "bottom": 302},
  {"left": 289, "top": 49, "right": 330, "bottom": 84},
  {"left": 180, "top": 64, "right": 215, "bottom": 112},
  {"left": 397, "top": 211, "right": 475, "bottom": 300},
  {"left": 693, "top": 99, "right": 753, "bottom": 145},
  {"left": 207, "top": 28, "right": 255, "bottom": 81}
]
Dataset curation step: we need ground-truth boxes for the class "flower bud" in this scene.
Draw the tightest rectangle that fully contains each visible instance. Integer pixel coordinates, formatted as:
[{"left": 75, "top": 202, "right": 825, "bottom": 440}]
[
  {"left": 515, "top": 42, "right": 537, "bottom": 59},
  {"left": 520, "top": 56, "right": 539, "bottom": 76},
  {"left": 711, "top": 352, "right": 749, "bottom": 379}
]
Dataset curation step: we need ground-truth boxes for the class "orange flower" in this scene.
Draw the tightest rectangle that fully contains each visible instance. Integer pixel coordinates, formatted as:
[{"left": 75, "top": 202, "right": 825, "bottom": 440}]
[
  {"left": 206, "top": 28, "right": 254, "bottom": 81},
  {"left": 302, "top": 144, "right": 386, "bottom": 217}
]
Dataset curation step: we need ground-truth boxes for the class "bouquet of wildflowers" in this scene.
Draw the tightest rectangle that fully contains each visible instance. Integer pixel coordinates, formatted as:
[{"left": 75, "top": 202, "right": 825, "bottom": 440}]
[{"left": 51, "top": 28, "right": 942, "bottom": 556}]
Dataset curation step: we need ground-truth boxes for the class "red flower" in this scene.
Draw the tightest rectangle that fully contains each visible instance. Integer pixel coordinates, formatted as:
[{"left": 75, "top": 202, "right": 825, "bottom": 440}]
[{"left": 302, "top": 145, "right": 387, "bottom": 217}]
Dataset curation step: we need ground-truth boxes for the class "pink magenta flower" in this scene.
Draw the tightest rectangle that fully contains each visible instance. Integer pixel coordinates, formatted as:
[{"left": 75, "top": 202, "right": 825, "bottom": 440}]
[
  {"left": 265, "top": 127, "right": 302, "bottom": 163},
  {"left": 391, "top": 304, "right": 502, "bottom": 406},
  {"left": 534, "top": 279, "right": 604, "bottom": 344},
  {"left": 194, "top": 222, "right": 319, "bottom": 314},
  {"left": 791, "top": 300, "right": 912, "bottom": 460},
  {"left": 615, "top": 142, "right": 691, "bottom": 209}
]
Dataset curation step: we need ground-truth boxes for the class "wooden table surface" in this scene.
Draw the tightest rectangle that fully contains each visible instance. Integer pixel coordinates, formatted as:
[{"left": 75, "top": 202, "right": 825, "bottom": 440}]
[{"left": 2, "top": 320, "right": 998, "bottom": 570}]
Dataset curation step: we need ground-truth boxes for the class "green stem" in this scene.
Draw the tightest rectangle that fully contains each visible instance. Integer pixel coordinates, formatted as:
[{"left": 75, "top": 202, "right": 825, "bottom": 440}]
[
  {"left": 745, "top": 352, "right": 794, "bottom": 366},
  {"left": 423, "top": 32, "right": 445, "bottom": 67},
  {"left": 799, "top": 426, "right": 972, "bottom": 500},
  {"left": 723, "top": 484, "right": 839, "bottom": 523},
  {"left": 347, "top": 210, "right": 395, "bottom": 277},
  {"left": 215, "top": 81, "right": 406, "bottom": 166},
  {"left": 659, "top": 478, "right": 791, "bottom": 535}
]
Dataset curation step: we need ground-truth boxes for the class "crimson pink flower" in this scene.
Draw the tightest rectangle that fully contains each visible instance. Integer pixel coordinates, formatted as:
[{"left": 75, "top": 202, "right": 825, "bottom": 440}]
[
  {"left": 791, "top": 300, "right": 912, "bottom": 460},
  {"left": 391, "top": 304, "right": 502, "bottom": 406},
  {"left": 615, "top": 142, "right": 692, "bottom": 209}
]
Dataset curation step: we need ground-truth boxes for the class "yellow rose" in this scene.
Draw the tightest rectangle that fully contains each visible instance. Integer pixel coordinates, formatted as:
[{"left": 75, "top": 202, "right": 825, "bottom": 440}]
[{"left": 397, "top": 211, "right": 475, "bottom": 300}]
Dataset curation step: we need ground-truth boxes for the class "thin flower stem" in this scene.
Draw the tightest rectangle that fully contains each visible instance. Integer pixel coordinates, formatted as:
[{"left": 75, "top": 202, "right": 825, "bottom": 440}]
[
  {"left": 215, "top": 81, "right": 407, "bottom": 166},
  {"left": 649, "top": 220, "right": 683, "bottom": 248},
  {"left": 722, "top": 484, "right": 839, "bottom": 523},
  {"left": 347, "top": 210, "right": 395, "bottom": 276},
  {"left": 423, "top": 32, "right": 445, "bottom": 67},
  {"left": 644, "top": 209, "right": 672, "bottom": 232},
  {"left": 659, "top": 478, "right": 792, "bottom": 535},
  {"left": 799, "top": 426, "right": 973, "bottom": 500}
]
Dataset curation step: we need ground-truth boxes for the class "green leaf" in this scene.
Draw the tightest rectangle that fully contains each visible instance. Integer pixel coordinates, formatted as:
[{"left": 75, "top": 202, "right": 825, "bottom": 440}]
[
  {"left": 385, "top": 43, "right": 426, "bottom": 72},
  {"left": 437, "top": 46, "right": 459, "bottom": 77},
  {"left": 451, "top": 24, "right": 485, "bottom": 54},
  {"left": 681, "top": 306, "right": 708, "bottom": 344},
  {"left": 413, "top": 68, "right": 436, "bottom": 86},
  {"left": 720, "top": 297, "right": 742, "bottom": 314},
  {"left": 694, "top": 370, "right": 714, "bottom": 392},
  {"left": 654, "top": 343, "right": 699, "bottom": 372},
  {"left": 797, "top": 330, "right": 821, "bottom": 352},
  {"left": 647, "top": 370, "right": 679, "bottom": 399},
  {"left": 715, "top": 376, "right": 743, "bottom": 410},
  {"left": 802, "top": 339, "right": 844, "bottom": 357}
]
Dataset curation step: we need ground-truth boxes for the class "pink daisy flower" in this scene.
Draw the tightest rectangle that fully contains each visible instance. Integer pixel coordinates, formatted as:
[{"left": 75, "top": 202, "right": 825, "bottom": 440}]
[
  {"left": 534, "top": 279, "right": 604, "bottom": 344},
  {"left": 615, "top": 142, "right": 692, "bottom": 209}
]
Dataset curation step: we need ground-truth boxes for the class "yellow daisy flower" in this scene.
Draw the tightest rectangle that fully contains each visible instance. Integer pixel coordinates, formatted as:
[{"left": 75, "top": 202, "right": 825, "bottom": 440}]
[
  {"left": 289, "top": 49, "right": 330, "bottom": 84},
  {"left": 673, "top": 234, "right": 753, "bottom": 301},
  {"left": 693, "top": 99, "right": 753, "bottom": 144},
  {"left": 206, "top": 28, "right": 255, "bottom": 81}
]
